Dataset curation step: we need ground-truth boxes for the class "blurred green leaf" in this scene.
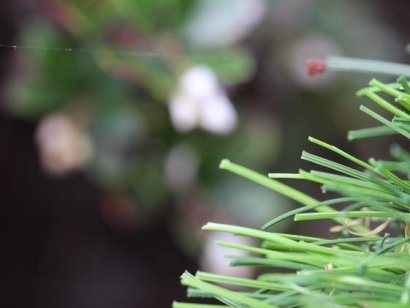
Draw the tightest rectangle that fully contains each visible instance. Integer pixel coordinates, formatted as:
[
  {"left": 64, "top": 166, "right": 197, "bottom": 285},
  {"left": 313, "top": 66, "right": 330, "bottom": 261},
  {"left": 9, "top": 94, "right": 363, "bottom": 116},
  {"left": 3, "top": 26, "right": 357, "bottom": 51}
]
[
  {"left": 106, "top": 0, "right": 197, "bottom": 34},
  {"left": 190, "top": 49, "right": 255, "bottom": 85}
]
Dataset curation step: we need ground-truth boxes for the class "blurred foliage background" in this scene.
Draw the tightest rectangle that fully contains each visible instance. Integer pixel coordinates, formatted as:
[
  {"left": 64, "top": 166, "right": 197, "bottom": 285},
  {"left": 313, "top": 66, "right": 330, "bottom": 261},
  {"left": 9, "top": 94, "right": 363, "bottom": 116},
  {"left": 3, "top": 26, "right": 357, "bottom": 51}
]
[{"left": 0, "top": 1, "right": 410, "bottom": 307}]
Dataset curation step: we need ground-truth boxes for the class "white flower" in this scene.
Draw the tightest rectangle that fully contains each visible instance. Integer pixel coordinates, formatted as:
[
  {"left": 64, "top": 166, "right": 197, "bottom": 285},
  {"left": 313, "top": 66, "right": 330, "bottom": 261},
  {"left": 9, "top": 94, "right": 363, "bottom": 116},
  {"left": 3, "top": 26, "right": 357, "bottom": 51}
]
[
  {"left": 179, "top": 65, "right": 219, "bottom": 99},
  {"left": 168, "top": 66, "right": 238, "bottom": 135},
  {"left": 35, "top": 113, "right": 93, "bottom": 176},
  {"left": 185, "top": 0, "right": 266, "bottom": 49}
]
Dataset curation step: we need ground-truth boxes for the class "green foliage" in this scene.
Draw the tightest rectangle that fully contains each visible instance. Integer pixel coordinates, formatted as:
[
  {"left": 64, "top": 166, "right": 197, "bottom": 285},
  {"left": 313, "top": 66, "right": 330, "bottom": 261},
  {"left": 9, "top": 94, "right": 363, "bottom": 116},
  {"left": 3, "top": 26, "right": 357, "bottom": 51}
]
[
  {"left": 7, "top": 0, "right": 260, "bottom": 235},
  {"left": 174, "top": 70, "right": 410, "bottom": 306}
]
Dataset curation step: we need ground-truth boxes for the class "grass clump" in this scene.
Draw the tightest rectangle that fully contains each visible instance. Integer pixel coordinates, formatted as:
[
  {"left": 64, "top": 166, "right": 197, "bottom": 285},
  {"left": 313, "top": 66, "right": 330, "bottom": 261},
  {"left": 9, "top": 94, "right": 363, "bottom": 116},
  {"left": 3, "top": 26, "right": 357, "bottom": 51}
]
[{"left": 173, "top": 57, "right": 410, "bottom": 307}]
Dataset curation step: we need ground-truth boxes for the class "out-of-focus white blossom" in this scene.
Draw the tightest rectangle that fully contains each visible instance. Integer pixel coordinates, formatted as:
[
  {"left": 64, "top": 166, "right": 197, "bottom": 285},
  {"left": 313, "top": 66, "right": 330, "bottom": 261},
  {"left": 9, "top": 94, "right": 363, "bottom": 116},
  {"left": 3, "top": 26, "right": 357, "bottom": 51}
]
[
  {"left": 179, "top": 66, "right": 219, "bottom": 99},
  {"left": 185, "top": 0, "right": 266, "bottom": 49},
  {"left": 200, "top": 231, "right": 254, "bottom": 282},
  {"left": 169, "top": 66, "right": 237, "bottom": 135},
  {"left": 35, "top": 113, "right": 93, "bottom": 176}
]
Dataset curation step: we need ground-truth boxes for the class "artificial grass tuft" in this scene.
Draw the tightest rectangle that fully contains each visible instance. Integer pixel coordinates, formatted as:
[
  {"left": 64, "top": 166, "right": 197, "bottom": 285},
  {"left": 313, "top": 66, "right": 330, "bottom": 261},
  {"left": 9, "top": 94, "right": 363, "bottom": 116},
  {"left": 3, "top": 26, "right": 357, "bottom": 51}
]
[{"left": 174, "top": 59, "right": 410, "bottom": 307}]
